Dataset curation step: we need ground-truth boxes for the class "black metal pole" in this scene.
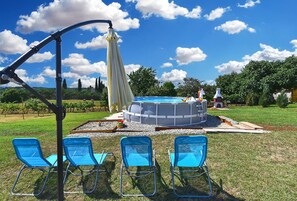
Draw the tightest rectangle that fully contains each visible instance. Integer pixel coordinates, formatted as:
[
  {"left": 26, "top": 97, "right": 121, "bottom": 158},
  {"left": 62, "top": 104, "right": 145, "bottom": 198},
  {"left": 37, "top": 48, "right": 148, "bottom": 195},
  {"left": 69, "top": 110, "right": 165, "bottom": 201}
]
[
  {"left": 55, "top": 36, "right": 64, "bottom": 200},
  {"left": 0, "top": 20, "right": 113, "bottom": 200}
]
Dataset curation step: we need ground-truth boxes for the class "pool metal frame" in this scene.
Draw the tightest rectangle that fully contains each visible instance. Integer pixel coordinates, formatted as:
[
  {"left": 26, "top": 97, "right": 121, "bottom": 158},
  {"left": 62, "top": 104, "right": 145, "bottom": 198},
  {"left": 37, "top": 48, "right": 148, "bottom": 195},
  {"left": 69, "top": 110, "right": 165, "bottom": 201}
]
[{"left": 124, "top": 100, "right": 207, "bottom": 126}]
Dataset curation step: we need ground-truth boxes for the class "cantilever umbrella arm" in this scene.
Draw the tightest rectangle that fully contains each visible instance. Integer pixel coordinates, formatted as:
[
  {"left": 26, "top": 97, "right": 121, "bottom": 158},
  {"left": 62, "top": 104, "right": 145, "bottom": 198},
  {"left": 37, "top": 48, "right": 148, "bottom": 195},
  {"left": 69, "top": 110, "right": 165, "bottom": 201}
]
[{"left": 0, "top": 20, "right": 112, "bottom": 201}]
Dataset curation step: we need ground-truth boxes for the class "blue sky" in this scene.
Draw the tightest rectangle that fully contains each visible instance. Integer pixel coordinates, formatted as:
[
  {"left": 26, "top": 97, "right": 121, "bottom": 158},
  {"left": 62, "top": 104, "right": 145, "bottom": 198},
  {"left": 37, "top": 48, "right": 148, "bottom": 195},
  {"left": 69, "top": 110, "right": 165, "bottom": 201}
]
[{"left": 1, "top": 0, "right": 297, "bottom": 88}]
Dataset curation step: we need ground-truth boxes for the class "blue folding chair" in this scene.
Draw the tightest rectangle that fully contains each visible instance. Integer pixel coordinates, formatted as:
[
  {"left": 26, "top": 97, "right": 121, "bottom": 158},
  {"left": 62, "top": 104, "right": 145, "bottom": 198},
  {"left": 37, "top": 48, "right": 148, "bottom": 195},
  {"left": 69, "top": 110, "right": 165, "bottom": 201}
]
[
  {"left": 11, "top": 138, "right": 66, "bottom": 196},
  {"left": 168, "top": 135, "right": 212, "bottom": 198},
  {"left": 120, "top": 136, "right": 156, "bottom": 197},
  {"left": 63, "top": 137, "right": 112, "bottom": 194}
]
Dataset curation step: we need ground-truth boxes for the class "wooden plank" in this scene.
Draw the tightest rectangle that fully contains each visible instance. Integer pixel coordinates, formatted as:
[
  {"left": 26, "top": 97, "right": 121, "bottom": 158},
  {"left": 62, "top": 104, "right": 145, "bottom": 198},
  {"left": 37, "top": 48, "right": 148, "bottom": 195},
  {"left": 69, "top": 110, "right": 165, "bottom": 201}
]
[
  {"left": 239, "top": 122, "right": 263, "bottom": 129},
  {"left": 218, "top": 116, "right": 238, "bottom": 126},
  {"left": 232, "top": 124, "right": 252, "bottom": 130},
  {"left": 155, "top": 126, "right": 202, "bottom": 131},
  {"left": 203, "top": 128, "right": 269, "bottom": 134}
]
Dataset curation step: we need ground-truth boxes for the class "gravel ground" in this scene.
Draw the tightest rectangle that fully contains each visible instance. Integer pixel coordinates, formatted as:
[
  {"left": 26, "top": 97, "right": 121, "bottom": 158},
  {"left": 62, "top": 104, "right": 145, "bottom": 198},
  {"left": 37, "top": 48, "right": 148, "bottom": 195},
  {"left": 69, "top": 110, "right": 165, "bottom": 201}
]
[{"left": 68, "top": 115, "right": 229, "bottom": 138}]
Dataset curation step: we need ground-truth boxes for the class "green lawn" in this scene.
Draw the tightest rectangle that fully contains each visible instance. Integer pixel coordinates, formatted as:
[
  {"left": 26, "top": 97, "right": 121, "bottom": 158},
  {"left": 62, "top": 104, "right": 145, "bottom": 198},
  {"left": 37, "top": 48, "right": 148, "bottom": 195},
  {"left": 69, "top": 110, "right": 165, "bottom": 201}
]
[{"left": 0, "top": 106, "right": 296, "bottom": 200}]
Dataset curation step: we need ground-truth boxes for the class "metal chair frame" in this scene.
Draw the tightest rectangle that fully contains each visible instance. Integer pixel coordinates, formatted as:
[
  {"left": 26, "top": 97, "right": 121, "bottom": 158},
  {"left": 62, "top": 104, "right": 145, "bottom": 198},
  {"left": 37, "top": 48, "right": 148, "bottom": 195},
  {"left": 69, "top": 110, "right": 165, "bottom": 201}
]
[
  {"left": 63, "top": 137, "right": 113, "bottom": 194},
  {"left": 120, "top": 136, "right": 157, "bottom": 197},
  {"left": 168, "top": 135, "right": 212, "bottom": 198},
  {"left": 11, "top": 138, "right": 65, "bottom": 196}
]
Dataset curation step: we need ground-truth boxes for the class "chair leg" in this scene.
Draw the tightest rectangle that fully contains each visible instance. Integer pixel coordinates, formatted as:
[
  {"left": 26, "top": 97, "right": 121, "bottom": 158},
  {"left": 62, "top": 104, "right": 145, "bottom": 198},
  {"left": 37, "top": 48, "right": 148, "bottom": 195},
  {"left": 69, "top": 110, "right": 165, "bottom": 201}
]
[
  {"left": 120, "top": 163, "right": 157, "bottom": 197},
  {"left": 64, "top": 165, "right": 100, "bottom": 194},
  {"left": 171, "top": 165, "right": 212, "bottom": 198},
  {"left": 11, "top": 165, "right": 51, "bottom": 196}
]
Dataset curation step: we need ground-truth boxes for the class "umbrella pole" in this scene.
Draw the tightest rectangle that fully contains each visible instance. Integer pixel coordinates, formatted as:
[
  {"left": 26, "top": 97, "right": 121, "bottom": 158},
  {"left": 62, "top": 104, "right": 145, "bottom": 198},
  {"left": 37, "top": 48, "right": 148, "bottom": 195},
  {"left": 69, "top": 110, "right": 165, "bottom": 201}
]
[{"left": 55, "top": 36, "right": 64, "bottom": 200}]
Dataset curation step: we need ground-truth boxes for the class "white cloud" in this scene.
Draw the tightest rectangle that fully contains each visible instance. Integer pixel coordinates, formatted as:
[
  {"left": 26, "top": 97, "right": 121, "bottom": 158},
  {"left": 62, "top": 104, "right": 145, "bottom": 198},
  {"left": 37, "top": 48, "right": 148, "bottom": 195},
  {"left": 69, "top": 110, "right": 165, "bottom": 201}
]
[
  {"left": 238, "top": 0, "right": 261, "bottom": 8},
  {"left": 75, "top": 35, "right": 107, "bottom": 49},
  {"left": 124, "top": 64, "right": 141, "bottom": 75},
  {"left": 129, "top": 0, "right": 201, "bottom": 19},
  {"left": 16, "top": 69, "right": 46, "bottom": 84},
  {"left": 41, "top": 66, "right": 56, "bottom": 78},
  {"left": 160, "top": 69, "right": 187, "bottom": 82},
  {"left": 62, "top": 53, "right": 107, "bottom": 77},
  {"left": 26, "top": 51, "right": 54, "bottom": 63},
  {"left": 75, "top": 33, "right": 122, "bottom": 49},
  {"left": 204, "top": 7, "right": 230, "bottom": 21},
  {"left": 215, "top": 20, "right": 255, "bottom": 34},
  {"left": 0, "top": 30, "right": 29, "bottom": 54},
  {"left": 16, "top": 0, "right": 140, "bottom": 34},
  {"left": 0, "top": 56, "right": 8, "bottom": 64},
  {"left": 185, "top": 6, "right": 202, "bottom": 19},
  {"left": 161, "top": 62, "right": 173, "bottom": 68},
  {"left": 291, "top": 39, "right": 297, "bottom": 48},
  {"left": 243, "top": 43, "right": 294, "bottom": 61},
  {"left": 215, "top": 42, "right": 297, "bottom": 74},
  {"left": 215, "top": 60, "right": 248, "bottom": 74},
  {"left": 174, "top": 47, "right": 207, "bottom": 65}
]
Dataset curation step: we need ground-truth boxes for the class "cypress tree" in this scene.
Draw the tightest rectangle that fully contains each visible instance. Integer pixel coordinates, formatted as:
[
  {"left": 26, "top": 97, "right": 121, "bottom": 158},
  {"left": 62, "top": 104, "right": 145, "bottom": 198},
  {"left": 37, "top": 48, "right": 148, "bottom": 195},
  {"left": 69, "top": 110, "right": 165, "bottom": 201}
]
[
  {"left": 62, "top": 79, "right": 67, "bottom": 89},
  {"left": 78, "top": 79, "right": 82, "bottom": 91},
  {"left": 95, "top": 78, "right": 98, "bottom": 91}
]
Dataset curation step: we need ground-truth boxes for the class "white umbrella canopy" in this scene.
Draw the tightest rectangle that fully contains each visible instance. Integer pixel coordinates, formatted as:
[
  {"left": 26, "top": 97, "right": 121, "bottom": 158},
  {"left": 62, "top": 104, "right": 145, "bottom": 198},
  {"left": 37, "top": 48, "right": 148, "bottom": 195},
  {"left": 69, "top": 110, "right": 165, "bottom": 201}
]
[{"left": 106, "top": 28, "right": 134, "bottom": 112}]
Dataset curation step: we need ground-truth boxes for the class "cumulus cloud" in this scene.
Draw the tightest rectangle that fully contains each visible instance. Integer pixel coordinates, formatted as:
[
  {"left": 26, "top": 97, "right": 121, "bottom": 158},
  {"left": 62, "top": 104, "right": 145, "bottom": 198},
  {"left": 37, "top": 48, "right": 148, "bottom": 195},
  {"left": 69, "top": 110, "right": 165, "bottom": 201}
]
[
  {"left": 161, "top": 62, "right": 173, "bottom": 68},
  {"left": 41, "top": 66, "right": 56, "bottom": 78},
  {"left": 215, "top": 20, "right": 255, "bottom": 34},
  {"left": 215, "top": 60, "right": 248, "bottom": 74},
  {"left": 0, "top": 30, "right": 29, "bottom": 54},
  {"left": 185, "top": 6, "right": 202, "bottom": 19},
  {"left": 15, "top": 69, "right": 46, "bottom": 84},
  {"left": 174, "top": 47, "right": 207, "bottom": 65},
  {"left": 75, "top": 33, "right": 122, "bottom": 49},
  {"left": 62, "top": 53, "right": 107, "bottom": 77},
  {"left": 291, "top": 39, "right": 297, "bottom": 48},
  {"left": 160, "top": 69, "right": 187, "bottom": 82},
  {"left": 215, "top": 43, "right": 297, "bottom": 74},
  {"left": 16, "top": 0, "right": 139, "bottom": 34},
  {"left": 26, "top": 52, "right": 54, "bottom": 63},
  {"left": 238, "top": 0, "right": 261, "bottom": 8},
  {"left": 204, "top": 7, "right": 230, "bottom": 21},
  {"left": 124, "top": 64, "right": 141, "bottom": 75},
  {"left": 128, "top": 0, "right": 201, "bottom": 19},
  {"left": 243, "top": 43, "right": 294, "bottom": 61}
]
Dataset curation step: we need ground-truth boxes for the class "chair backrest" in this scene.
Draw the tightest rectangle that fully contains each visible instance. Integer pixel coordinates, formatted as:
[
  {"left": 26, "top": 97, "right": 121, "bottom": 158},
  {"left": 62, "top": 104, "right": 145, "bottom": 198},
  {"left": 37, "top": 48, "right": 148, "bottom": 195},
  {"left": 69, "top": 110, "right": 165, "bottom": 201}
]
[
  {"left": 63, "top": 137, "right": 98, "bottom": 166},
  {"left": 174, "top": 135, "right": 208, "bottom": 167},
  {"left": 120, "top": 136, "right": 153, "bottom": 167},
  {"left": 12, "top": 138, "right": 51, "bottom": 167}
]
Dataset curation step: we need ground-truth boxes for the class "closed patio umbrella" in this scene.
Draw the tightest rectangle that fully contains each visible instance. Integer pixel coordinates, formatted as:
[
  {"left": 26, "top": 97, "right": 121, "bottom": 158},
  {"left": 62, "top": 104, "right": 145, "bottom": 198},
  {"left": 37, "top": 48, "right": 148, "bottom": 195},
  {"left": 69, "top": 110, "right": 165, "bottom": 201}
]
[{"left": 106, "top": 28, "right": 134, "bottom": 112}]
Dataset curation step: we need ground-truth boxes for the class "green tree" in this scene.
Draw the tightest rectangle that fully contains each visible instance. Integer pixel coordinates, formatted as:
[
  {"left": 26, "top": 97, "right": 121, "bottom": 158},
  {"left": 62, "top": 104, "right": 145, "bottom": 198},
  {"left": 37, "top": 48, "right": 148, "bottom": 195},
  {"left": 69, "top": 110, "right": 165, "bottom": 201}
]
[
  {"left": 128, "top": 67, "right": 158, "bottom": 96},
  {"left": 276, "top": 90, "right": 289, "bottom": 108},
  {"left": 0, "top": 88, "right": 24, "bottom": 103},
  {"left": 78, "top": 79, "right": 82, "bottom": 92},
  {"left": 162, "top": 81, "right": 177, "bottom": 96},
  {"left": 62, "top": 78, "right": 67, "bottom": 89},
  {"left": 176, "top": 77, "right": 201, "bottom": 97},
  {"left": 216, "top": 72, "right": 243, "bottom": 103}
]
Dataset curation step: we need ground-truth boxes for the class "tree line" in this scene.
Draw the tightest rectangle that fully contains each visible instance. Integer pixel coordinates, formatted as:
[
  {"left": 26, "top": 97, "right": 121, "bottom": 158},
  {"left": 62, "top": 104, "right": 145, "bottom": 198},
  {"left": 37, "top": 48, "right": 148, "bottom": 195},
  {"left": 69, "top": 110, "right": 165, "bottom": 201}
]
[
  {"left": 216, "top": 56, "right": 297, "bottom": 105},
  {"left": 1, "top": 56, "right": 297, "bottom": 108}
]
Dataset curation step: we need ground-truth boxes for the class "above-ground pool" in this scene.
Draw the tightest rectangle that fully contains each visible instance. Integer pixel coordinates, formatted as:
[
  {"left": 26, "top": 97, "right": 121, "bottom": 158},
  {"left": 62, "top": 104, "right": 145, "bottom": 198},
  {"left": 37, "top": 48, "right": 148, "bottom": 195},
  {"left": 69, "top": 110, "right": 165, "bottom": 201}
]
[{"left": 123, "top": 96, "right": 207, "bottom": 126}]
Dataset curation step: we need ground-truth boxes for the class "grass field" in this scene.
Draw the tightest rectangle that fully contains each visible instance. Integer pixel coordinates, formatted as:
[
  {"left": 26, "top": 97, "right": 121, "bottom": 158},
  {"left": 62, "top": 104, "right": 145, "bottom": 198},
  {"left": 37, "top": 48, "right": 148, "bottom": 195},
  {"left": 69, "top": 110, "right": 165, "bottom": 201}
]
[{"left": 0, "top": 105, "right": 296, "bottom": 200}]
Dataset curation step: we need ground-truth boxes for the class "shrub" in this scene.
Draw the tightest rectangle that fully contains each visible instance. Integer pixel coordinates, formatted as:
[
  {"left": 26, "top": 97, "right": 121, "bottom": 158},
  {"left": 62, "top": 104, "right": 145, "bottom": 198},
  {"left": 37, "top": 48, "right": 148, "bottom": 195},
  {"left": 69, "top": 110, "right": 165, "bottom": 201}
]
[
  {"left": 245, "top": 92, "right": 259, "bottom": 106},
  {"left": 276, "top": 90, "right": 289, "bottom": 108}
]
